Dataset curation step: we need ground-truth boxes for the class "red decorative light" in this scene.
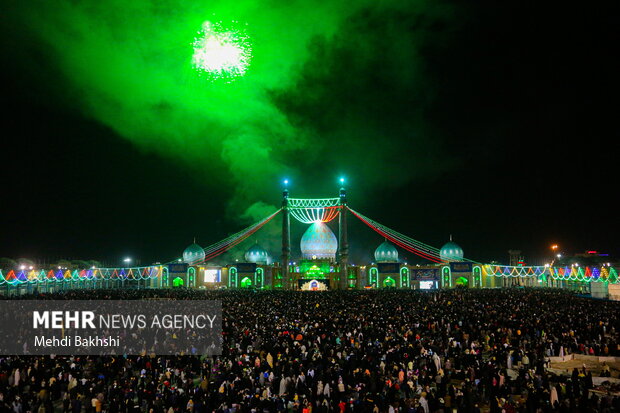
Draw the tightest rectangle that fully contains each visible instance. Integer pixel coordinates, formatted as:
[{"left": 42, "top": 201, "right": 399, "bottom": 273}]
[{"left": 349, "top": 208, "right": 443, "bottom": 263}]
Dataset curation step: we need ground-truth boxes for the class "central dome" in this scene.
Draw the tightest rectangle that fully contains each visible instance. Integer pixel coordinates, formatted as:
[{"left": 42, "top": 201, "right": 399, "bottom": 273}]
[{"left": 300, "top": 222, "right": 338, "bottom": 261}]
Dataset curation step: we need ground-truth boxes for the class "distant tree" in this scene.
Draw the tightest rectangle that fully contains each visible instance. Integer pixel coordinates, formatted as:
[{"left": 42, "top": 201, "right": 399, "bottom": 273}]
[
  {"left": 71, "top": 260, "right": 90, "bottom": 269},
  {"left": 0, "top": 257, "right": 17, "bottom": 270},
  {"left": 53, "top": 259, "right": 73, "bottom": 270},
  {"left": 16, "top": 258, "right": 36, "bottom": 268}
]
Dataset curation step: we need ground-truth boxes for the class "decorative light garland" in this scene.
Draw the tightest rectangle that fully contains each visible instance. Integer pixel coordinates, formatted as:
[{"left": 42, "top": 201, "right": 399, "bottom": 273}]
[
  {"left": 0, "top": 210, "right": 282, "bottom": 286},
  {"left": 482, "top": 265, "right": 548, "bottom": 278},
  {"left": 193, "top": 209, "right": 281, "bottom": 264},
  {"left": 289, "top": 206, "right": 341, "bottom": 224},
  {"left": 349, "top": 208, "right": 443, "bottom": 263},
  {"left": 481, "top": 265, "right": 619, "bottom": 284},
  {"left": 0, "top": 266, "right": 164, "bottom": 285},
  {"left": 1, "top": 204, "right": 617, "bottom": 288},
  {"left": 287, "top": 198, "right": 341, "bottom": 208},
  {"left": 1, "top": 263, "right": 616, "bottom": 286}
]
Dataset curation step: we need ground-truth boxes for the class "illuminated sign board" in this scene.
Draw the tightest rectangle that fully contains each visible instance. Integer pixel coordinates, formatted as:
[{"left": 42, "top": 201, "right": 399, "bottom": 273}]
[
  {"left": 450, "top": 262, "right": 472, "bottom": 273},
  {"left": 204, "top": 269, "right": 220, "bottom": 283},
  {"left": 419, "top": 281, "right": 435, "bottom": 290},
  {"left": 378, "top": 263, "right": 400, "bottom": 274},
  {"left": 411, "top": 269, "right": 439, "bottom": 279},
  {"left": 237, "top": 263, "right": 257, "bottom": 273},
  {"left": 168, "top": 263, "right": 188, "bottom": 274}
]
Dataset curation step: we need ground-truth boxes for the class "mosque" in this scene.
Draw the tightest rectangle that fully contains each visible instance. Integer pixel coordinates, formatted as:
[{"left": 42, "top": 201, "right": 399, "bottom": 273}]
[
  {"left": 1, "top": 183, "right": 614, "bottom": 296},
  {"left": 162, "top": 185, "right": 513, "bottom": 290},
  {"left": 176, "top": 224, "right": 481, "bottom": 290}
]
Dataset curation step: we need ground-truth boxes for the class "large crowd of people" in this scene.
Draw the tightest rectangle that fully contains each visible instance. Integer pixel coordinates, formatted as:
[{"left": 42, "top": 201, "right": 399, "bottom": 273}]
[{"left": 1, "top": 288, "right": 619, "bottom": 412}]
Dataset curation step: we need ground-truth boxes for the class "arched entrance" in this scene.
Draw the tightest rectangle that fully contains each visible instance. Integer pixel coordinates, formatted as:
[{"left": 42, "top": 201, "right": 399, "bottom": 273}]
[
  {"left": 240, "top": 277, "right": 253, "bottom": 288},
  {"left": 455, "top": 276, "right": 469, "bottom": 287},
  {"left": 383, "top": 277, "right": 396, "bottom": 288},
  {"left": 172, "top": 277, "right": 184, "bottom": 287}
]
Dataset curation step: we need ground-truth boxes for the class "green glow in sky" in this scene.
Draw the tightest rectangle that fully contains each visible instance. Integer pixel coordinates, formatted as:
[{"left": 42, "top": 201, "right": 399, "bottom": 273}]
[
  {"left": 8, "top": 0, "right": 450, "bottom": 221},
  {"left": 192, "top": 20, "right": 252, "bottom": 80}
]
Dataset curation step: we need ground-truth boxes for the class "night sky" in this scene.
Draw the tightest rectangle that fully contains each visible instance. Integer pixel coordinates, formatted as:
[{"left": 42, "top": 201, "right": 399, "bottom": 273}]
[{"left": 1, "top": 1, "right": 616, "bottom": 267}]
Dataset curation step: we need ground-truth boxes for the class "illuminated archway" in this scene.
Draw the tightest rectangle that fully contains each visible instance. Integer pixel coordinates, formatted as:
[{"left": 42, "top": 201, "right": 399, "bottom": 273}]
[
  {"left": 455, "top": 276, "right": 468, "bottom": 286},
  {"left": 383, "top": 277, "right": 396, "bottom": 288},
  {"left": 240, "top": 276, "right": 253, "bottom": 288},
  {"left": 369, "top": 267, "right": 378, "bottom": 287},
  {"left": 255, "top": 267, "right": 264, "bottom": 288},
  {"left": 187, "top": 267, "right": 196, "bottom": 287},
  {"left": 172, "top": 277, "right": 184, "bottom": 287},
  {"left": 229, "top": 267, "right": 237, "bottom": 288},
  {"left": 473, "top": 266, "right": 481, "bottom": 288},
  {"left": 400, "top": 267, "right": 410, "bottom": 288}
]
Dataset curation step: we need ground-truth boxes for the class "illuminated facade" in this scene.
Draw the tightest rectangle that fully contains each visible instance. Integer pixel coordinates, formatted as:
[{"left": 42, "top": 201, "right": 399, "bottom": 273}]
[{"left": 1, "top": 186, "right": 617, "bottom": 299}]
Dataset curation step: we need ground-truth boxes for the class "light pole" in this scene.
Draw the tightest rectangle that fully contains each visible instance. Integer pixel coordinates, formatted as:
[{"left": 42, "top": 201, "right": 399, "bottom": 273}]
[
  {"left": 338, "top": 177, "right": 348, "bottom": 290},
  {"left": 122, "top": 257, "right": 132, "bottom": 288},
  {"left": 281, "top": 179, "right": 290, "bottom": 290},
  {"left": 549, "top": 245, "right": 557, "bottom": 287}
]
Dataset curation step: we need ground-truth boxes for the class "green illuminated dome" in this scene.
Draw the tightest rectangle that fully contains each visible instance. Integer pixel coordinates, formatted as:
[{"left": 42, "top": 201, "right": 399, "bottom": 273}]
[
  {"left": 183, "top": 243, "right": 205, "bottom": 264},
  {"left": 300, "top": 222, "right": 338, "bottom": 261},
  {"left": 245, "top": 243, "right": 270, "bottom": 264},
  {"left": 440, "top": 238, "right": 464, "bottom": 262},
  {"left": 374, "top": 240, "right": 398, "bottom": 263}
]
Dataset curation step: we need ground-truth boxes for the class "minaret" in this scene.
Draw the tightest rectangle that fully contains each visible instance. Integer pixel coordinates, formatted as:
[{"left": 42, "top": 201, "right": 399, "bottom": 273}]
[
  {"left": 281, "top": 182, "right": 291, "bottom": 289},
  {"left": 338, "top": 179, "right": 349, "bottom": 289}
]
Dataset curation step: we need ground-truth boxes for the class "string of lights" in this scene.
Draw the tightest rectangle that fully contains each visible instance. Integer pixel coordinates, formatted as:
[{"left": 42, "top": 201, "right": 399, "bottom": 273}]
[
  {"left": 0, "top": 266, "right": 163, "bottom": 285},
  {"left": 348, "top": 208, "right": 443, "bottom": 263},
  {"left": 0, "top": 210, "right": 282, "bottom": 285},
  {"left": 349, "top": 208, "right": 483, "bottom": 264},
  {"left": 289, "top": 206, "right": 341, "bottom": 223},
  {"left": 349, "top": 209, "right": 442, "bottom": 257},
  {"left": 194, "top": 208, "right": 282, "bottom": 264},
  {"left": 548, "top": 265, "right": 618, "bottom": 283},
  {"left": 482, "top": 265, "right": 548, "bottom": 278},
  {"left": 480, "top": 264, "right": 619, "bottom": 283},
  {"left": 287, "top": 198, "right": 341, "bottom": 208},
  {"left": 1, "top": 204, "right": 617, "bottom": 287}
]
